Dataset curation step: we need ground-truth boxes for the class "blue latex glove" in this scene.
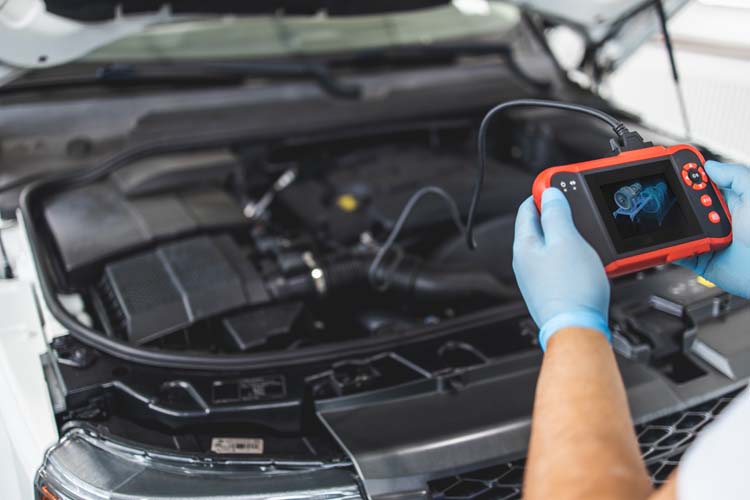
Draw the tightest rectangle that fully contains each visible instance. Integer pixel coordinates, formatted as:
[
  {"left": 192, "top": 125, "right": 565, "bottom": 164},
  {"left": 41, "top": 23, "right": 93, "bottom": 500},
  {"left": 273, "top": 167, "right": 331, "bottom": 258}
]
[
  {"left": 678, "top": 160, "right": 750, "bottom": 298},
  {"left": 513, "top": 188, "right": 611, "bottom": 350}
]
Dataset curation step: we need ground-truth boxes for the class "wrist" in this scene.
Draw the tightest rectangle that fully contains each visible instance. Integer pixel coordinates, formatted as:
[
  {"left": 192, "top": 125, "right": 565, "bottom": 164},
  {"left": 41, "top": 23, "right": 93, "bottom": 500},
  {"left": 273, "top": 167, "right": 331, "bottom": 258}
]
[{"left": 538, "top": 309, "right": 610, "bottom": 351}]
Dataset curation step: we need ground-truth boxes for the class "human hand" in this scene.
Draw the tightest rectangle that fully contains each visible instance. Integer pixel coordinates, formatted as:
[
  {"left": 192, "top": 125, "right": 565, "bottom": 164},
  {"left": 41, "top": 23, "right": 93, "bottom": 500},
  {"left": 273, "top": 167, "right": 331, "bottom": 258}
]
[
  {"left": 513, "top": 188, "right": 611, "bottom": 350},
  {"left": 678, "top": 160, "right": 750, "bottom": 298}
]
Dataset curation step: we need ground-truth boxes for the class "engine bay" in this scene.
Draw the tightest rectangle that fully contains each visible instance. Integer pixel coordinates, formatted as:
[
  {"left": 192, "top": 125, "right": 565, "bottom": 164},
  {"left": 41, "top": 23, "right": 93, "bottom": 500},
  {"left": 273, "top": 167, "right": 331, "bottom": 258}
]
[
  {"left": 41, "top": 121, "right": 539, "bottom": 355},
  {"left": 24, "top": 108, "right": 750, "bottom": 468}
]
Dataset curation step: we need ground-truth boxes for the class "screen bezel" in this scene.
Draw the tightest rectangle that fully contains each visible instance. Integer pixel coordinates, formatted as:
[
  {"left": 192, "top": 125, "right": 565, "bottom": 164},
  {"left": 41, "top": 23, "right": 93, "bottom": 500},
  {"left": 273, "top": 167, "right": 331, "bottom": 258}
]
[{"left": 584, "top": 157, "right": 703, "bottom": 256}]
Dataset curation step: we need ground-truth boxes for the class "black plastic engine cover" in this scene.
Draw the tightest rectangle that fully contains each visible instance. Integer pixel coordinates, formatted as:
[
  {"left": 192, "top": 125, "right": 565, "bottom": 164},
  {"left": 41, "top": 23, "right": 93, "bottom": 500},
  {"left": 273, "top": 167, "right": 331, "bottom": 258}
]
[
  {"left": 99, "top": 235, "right": 269, "bottom": 344},
  {"left": 278, "top": 149, "right": 532, "bottom": 243},
  {"left": 44, "top": 181, "right": 246, "bottom": 282}
]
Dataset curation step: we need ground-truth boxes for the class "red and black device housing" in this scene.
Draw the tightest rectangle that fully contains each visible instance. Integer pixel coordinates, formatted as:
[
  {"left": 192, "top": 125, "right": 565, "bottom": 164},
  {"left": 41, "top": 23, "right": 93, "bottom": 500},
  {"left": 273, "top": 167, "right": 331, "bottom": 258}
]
[{"left": 532, "top": 145, "right": 732, "bottom": 278}]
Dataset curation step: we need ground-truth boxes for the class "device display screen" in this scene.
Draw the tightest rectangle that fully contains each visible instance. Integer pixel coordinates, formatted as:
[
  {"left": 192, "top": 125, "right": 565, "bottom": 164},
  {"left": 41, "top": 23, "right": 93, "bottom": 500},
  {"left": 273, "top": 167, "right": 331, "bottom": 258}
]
[{"left": 585, "top": 160, "right": 701, "bottom": 254}]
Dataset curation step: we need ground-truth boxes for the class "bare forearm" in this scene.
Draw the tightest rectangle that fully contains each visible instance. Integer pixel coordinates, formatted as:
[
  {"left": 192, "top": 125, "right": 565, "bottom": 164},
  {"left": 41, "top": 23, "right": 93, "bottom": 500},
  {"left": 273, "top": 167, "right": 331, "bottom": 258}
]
[{"left": 523, "top": 327, "right": 653, "bottom": 500}]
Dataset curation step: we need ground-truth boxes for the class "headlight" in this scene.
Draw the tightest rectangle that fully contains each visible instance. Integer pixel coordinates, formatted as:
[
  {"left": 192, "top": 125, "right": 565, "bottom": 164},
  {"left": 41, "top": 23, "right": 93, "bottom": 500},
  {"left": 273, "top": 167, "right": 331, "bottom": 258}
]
[{"left": 36, "top": 428, "right": 362, "bottom": 500}]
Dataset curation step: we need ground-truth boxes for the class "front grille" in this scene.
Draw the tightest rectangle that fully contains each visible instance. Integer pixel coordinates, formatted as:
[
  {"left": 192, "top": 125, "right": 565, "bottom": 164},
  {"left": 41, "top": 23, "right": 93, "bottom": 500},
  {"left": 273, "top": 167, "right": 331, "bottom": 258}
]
[
  {"left": 430, "top": 460, "right": 525, "bottom": 500},
  {"left": 429, "top": 389, "right": 744, "bottom": 500},
  {"left": 637, "top": 390, "right": 740, "bottom": 485}
]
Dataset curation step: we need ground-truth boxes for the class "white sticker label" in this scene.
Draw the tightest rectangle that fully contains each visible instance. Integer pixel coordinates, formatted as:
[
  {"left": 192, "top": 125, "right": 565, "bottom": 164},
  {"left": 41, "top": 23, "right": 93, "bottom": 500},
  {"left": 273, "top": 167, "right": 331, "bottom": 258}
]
[{"left": 210, "top": 437, "right": 264, "bottom": 455}]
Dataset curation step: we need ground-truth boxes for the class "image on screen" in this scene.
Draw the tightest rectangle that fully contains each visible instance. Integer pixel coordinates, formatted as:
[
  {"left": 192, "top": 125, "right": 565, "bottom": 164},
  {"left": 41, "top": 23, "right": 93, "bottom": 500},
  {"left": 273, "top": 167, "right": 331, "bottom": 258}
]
[{"left": 599, "top": 173, "right": 694, "bottom": 252}]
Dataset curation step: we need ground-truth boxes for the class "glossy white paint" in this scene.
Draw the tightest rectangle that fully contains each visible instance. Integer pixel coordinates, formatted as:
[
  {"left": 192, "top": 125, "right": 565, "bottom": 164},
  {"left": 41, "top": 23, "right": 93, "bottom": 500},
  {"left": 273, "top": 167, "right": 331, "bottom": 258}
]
[
  {"left": 0, "top": 0, "right": 171, "bottom": 67},
  {"left": 0, "top": 219, "right": 61, "bottom": 499}
]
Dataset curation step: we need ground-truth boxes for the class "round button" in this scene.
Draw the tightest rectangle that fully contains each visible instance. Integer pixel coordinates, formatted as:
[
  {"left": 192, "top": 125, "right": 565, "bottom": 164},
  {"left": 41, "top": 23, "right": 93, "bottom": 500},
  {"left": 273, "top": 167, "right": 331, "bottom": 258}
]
[
  {"left": 708, "top": 211, "right": 721, "bottom": 224},
  {"left": 700, "top": 194, "right": 713, "bottom": 207},
  {"left": 688, "top": 170, "right": 703, "bottom": 184},
  {"left": 682, "top": 171, "right": 693, "bottom": 186}
]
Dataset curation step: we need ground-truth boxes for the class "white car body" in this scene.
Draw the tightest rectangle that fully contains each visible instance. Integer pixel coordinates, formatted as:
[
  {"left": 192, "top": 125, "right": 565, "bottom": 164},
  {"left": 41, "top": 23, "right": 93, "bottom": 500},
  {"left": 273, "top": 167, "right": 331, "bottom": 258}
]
[
  {"left": 0, "top": 220, "right": 59, "bottom": 500},
  {"left": 2, "top": 1, "right": 746, "bottom": 499}
]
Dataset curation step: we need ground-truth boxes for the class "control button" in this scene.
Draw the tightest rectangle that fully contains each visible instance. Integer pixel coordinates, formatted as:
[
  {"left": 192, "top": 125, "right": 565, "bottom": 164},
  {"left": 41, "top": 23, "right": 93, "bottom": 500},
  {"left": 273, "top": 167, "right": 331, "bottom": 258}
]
[
  {"left": 700, "top": 194, "right": 713, "bottom": 207},
  {"left": 698, "top": 166, "right": 708, "bottom": 182},
  {"left": 688, "top": 170, "right": 703, "bottom": 184},
  {"left": 683, "top": 165, "right": 703, "bottom": 187},
  {"left": 683, "top": 162, "right": 697, "bottom": 171},
  {"left": 708, "top": 211, "right": 721, "bottom": 224}
]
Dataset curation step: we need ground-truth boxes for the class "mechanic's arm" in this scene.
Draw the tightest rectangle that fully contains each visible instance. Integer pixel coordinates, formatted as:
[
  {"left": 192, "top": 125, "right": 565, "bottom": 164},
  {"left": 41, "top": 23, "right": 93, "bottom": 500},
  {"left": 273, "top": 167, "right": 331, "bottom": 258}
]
[
  {"left": 513, "top": 189, "right": 653, "bottom": 500},
  {"left": 524, "top": 327, "right": 652, "bottom": 500}
]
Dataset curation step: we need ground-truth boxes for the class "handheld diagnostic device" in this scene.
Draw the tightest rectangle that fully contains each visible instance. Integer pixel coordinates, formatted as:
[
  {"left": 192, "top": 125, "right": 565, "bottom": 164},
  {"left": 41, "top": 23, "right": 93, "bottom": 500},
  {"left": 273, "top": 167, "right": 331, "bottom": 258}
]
[
  {"left": 467, "top": 99, "right": 732, "bottom": 279},
  {"left": 532, "top": 145, "right": 732, "bottom": 277}
]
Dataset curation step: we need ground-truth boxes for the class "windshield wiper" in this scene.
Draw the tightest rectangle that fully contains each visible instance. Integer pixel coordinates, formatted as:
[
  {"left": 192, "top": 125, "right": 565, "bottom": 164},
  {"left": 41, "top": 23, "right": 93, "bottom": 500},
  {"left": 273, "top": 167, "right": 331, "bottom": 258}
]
[
  {"left": 3, "top": 43, "right": 548, "bottom": 100},
  {"left": 0, "top": 61, "right": 363, "bottom": 99},
  {"left": 330, "top": 43, "right": 552, "bottom": 91}
]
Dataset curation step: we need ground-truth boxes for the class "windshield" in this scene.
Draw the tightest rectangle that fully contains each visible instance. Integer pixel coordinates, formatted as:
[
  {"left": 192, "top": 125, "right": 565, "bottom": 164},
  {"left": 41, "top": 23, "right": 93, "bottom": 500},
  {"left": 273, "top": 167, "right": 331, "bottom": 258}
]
[{"left": 78, "top": 3, "right": 520, "bottom": 63}]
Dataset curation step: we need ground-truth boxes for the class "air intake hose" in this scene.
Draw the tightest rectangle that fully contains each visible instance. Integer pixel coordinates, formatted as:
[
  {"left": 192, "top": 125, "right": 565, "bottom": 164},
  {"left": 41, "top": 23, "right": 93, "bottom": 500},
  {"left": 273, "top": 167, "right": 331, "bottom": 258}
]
[{"left": 267, "top": 254, "right": 518, "bottom": 301}]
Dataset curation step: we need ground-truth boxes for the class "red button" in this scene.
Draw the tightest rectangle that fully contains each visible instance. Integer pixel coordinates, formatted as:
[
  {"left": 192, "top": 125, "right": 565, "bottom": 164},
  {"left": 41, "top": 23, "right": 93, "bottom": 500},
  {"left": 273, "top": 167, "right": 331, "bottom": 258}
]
[
  {"left": 682, "top": 171, "right": 692, "bottom": 186},
  {"left": 708, "top": 211, "right": 720, "bottom": 224},
  {"left": 700, "top": 194, "right": 713, "bottom": 207},
  {"left": 692, "top": 182, "right": 706, "bottom": 190},
  {"left": 683, "top": 162, "right": 697, "bottom": 171},
  {"left": 698, "top": 167, "right": 708, "bottom": 182}
]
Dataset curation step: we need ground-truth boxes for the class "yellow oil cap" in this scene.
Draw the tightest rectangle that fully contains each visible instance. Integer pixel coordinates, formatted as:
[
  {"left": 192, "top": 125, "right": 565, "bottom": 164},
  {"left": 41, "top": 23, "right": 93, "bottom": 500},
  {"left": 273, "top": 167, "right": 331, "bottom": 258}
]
[{"left": 336, "top": 194, "right": 359, "bottom": 212}]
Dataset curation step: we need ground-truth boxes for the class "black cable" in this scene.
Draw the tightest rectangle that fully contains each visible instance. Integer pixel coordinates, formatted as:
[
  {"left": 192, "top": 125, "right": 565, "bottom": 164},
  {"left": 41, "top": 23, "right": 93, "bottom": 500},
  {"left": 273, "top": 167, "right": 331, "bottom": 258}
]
[
  {"left": 466, "top": 98, "right": 632, "bottom": 249},
  {"left": 369, "top": 186, "right": 465, "bottom": 290}
]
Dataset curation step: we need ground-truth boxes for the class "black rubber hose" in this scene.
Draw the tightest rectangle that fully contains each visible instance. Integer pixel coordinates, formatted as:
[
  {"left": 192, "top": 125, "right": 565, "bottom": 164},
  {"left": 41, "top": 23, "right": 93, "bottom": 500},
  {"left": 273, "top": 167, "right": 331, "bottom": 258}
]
[
  {"left": 325, "top": 258, "right": 371, "bottom": 290},
  {"left": 269, "top": 255, "right": 518, "bottom": 302},
  {"left": 382, "top": 257, "right": 519, "bottom": 301},
  {"left": 267, "top": 257, "right": 371, "bottom": 300},
  {"left": 409, "top": 266, "right": 519, "bottom": 302}
]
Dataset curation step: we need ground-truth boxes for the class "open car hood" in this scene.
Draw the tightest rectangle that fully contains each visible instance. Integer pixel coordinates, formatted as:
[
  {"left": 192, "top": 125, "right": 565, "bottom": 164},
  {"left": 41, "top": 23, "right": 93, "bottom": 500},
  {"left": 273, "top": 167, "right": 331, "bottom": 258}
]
[
  {"left": 1, "top": 0, "right": 688, "bottom": 71},
  {"left": 509, "top": 0, "right": 691, "bottom": 71}
]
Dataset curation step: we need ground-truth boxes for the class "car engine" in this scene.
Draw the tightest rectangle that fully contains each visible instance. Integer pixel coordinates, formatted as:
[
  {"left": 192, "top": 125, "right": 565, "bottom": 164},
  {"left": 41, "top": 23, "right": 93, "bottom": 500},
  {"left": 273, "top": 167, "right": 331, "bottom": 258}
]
[{"left": 41, "top": 122, "right": 538, "bottom": 354}]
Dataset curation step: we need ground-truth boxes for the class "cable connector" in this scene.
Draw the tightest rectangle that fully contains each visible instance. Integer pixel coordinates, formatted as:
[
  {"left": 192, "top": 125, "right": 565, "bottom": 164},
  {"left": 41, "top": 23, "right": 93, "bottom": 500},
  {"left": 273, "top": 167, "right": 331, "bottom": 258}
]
[
  {"left": 610, "top": 130, "right": 654, "bottom": 155},
  {"left": 468, "top": 98, "right": 656, "bottom": 250}
]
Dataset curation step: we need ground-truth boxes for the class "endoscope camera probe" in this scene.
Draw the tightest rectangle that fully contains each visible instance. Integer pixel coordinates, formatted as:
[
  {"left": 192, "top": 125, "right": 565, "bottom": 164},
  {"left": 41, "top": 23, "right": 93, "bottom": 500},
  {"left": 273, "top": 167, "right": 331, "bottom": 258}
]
[{"left": 467, "top": 99, "right": 732, "bottom": 278}]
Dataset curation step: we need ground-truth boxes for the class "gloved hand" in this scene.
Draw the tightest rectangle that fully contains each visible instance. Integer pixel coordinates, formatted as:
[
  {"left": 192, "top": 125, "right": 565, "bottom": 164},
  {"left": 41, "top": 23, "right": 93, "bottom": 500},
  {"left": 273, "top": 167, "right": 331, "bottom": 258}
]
[
  {"left": 678, "top": 160, "right": 750, "bottom": 298},
  {"left": 513, "top": 188, "right": 611, "bottom": 350}
]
